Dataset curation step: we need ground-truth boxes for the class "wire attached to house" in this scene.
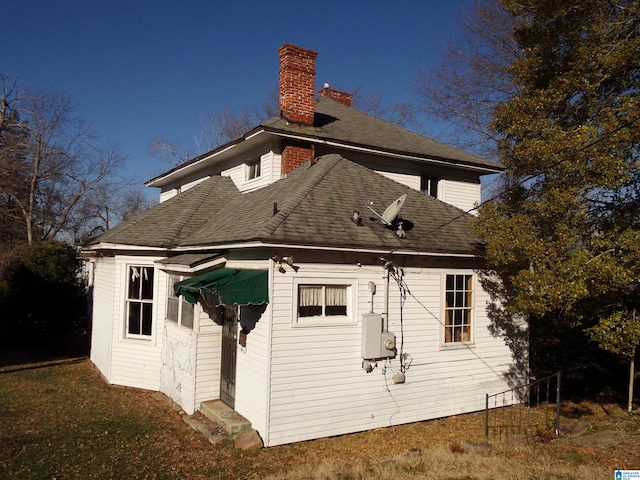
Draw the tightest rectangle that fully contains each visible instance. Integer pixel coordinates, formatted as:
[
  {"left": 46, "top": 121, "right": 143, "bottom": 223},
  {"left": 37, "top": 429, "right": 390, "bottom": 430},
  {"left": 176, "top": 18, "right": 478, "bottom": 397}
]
[
  {"left": 382, "top": 365, "right": 401, "bottom": 426},
  {"left": 387, "top": 264, "right": 408, "bottom": 373}
]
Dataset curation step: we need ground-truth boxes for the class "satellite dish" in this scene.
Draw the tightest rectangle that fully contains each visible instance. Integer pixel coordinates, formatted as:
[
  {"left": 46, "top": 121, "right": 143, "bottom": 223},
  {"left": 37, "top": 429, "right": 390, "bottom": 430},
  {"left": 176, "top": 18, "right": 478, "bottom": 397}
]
[
  {"left": 381, "top": 194, "right": 407, "bottom": 225},
  {"left": 367, "top": 194, "right": 407, "bottom": 226}
]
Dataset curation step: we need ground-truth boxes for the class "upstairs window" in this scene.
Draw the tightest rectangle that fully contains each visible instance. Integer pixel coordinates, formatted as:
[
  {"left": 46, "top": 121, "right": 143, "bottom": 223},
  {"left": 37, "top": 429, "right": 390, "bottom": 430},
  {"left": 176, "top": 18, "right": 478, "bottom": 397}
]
[
  {"left": 126, "top": 266, "right": 154, "bottom": 337},
  {"left": 444, "top": 274, "right": 473, "bottom": 344},
  {"left": 246, "top": 158, "right": 261, "bottom": 180},
  {"left": 167, "top": 274, "right": 194, "bottom": 329},
  {"left": 421, "top": 175, "right": 439, "bottom": 198}
]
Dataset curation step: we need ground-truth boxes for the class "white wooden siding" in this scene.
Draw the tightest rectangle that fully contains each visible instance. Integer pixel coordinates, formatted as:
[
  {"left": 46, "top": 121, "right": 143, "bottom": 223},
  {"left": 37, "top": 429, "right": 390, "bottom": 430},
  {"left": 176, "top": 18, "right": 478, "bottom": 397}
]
[
  {"left": 233, "top": 304, "right": 271, "bottom": 436},
  {"left": 161, "top": 323, "right": 197, "bottom": 414},
  {"left": 441, "top": 178, "right": 481, "bottom": 213},
  {"left": 194, "top": 312, "right": 222, "bottom": 407},
  {"left": 375, "top": 171, "right": 481, "bottom": 212},
  {"left": 104, "top": 257, "right": 164, "bottom": 392},
  {"left": 264, "top": 264, "right": 516, "bottom": 446},
  {"left": 89, "top": 257, "right": 116, "bottom": 380},
  {"left": 222, "top": 152, "right": 278, "bottom": 193},
  {"left": 377, "top": 171, "right": 420, "bottom": 191},
  {"left": 159, "top": 188, "right": 178, "bottom": 203}
]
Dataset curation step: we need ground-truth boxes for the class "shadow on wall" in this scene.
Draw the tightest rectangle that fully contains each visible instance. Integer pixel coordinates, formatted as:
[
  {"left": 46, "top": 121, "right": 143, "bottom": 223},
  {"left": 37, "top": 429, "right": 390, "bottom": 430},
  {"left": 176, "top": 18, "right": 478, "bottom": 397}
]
[
  {"left": 477, "top": 270, "right": 530, "bottom": 390},
  {"left": 479, "top": 270, "right": 630, "bottom": 398}
]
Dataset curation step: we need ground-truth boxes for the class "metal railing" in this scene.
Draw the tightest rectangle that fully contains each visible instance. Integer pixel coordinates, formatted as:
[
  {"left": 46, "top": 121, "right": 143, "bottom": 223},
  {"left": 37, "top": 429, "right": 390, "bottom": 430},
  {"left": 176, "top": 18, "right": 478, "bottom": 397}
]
[{"left": 485, "top": 371, "right": 561, "bottom": 443}]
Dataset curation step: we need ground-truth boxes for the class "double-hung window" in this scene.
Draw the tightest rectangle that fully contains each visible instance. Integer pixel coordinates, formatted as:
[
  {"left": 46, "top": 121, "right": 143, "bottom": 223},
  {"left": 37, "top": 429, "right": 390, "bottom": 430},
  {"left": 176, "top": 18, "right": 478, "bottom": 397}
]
[
  {"left": 297, "top": 284, "right": 350, "bottom": 324},
  {"left": 126, "top": 266, "right": 154, "bottom": 337},
  {"left": 167, "top": 274, "right": 194, "bottom": 329},
  {"left": 444, "top": 274, "right": 473, "bottom": 344}
]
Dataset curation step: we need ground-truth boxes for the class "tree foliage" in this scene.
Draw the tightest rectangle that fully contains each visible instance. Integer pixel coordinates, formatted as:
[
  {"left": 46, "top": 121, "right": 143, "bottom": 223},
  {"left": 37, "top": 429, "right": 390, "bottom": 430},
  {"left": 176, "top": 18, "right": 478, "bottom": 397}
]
[
  {"left": 472, "top": 0, "right": 640, "bottom": 389},
  {"left": 0, "top": 241, "right": 87, "bottom": 346}
]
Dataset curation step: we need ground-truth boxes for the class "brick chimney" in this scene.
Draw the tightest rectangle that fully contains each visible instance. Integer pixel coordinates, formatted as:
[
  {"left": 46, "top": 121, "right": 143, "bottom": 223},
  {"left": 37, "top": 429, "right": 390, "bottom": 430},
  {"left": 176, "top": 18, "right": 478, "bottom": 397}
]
[
  {"left": 319, "top": 84, "right": 353, "bottom": 107},
  {"left": 278, "top": 44, "right": 318, "bottom": 126},
  {"left": 278, "top": 44, "right": 317, "bottom": 176}
]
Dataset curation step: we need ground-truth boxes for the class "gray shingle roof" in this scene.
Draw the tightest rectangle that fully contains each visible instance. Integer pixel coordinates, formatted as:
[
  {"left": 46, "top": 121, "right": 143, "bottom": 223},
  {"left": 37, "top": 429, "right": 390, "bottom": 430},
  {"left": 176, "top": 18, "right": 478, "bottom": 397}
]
[
  {"left": 147, "top": 97, "right": 500, "bottom": 186},
  {"left": 92, "top": 154, "right": 480, "bottom": 256},
  {"left": 261, "top": 97, "right": 498, "bottom": 170},
  {"left": 92, "top": 174, "right": 238, "bottom": 247}
]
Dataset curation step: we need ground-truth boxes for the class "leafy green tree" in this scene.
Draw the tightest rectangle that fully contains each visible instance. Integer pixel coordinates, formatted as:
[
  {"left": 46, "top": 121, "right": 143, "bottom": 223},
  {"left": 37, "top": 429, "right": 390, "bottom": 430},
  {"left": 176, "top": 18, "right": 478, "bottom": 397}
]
[
  {"left": 0, "top": 241, "right": 87, "bottom": 348},
  {"left": 474, "top": 0, "right": 640, "bottom": 393},
  {"left": 588, "top": 309, "right": 640, "bottom": 411}
]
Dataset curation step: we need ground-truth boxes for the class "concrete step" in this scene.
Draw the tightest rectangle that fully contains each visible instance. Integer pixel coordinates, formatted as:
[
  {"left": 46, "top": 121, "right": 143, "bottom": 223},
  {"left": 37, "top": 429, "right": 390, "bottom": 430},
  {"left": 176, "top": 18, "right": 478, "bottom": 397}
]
[{"left": 200, "top": 400, "right": 251, "bottom": 438}]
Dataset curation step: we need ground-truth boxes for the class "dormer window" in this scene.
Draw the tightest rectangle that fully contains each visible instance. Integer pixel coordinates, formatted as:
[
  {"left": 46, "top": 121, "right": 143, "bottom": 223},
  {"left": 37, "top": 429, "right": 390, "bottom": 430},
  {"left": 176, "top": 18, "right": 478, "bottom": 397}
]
[
  {"left": 246, "top": 158, "right": 261, "bottom": 181},
  {"left": 421, "top": 175, "right": 439, "bottom": 198}
]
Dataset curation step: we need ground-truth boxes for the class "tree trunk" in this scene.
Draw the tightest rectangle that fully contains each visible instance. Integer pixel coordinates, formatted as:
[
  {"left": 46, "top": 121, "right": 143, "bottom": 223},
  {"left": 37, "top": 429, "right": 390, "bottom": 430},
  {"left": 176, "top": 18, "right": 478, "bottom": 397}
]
[{"left": 629, "top": 351, "right": 635, "bottom": 413}]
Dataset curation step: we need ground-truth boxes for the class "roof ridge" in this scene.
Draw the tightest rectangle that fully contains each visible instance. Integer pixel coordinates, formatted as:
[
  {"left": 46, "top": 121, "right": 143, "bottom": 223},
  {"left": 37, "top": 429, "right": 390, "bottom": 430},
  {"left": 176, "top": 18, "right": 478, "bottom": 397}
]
[{"left": 255, "top": 154, "right": 342, "bottom": 239}]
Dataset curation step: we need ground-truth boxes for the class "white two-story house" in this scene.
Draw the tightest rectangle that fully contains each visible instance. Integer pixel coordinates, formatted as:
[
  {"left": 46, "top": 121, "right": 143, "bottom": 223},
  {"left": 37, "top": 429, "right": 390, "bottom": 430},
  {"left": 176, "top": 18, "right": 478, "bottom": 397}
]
[{"left": 85, "top": 44, "right": 520, "bottom": 447}]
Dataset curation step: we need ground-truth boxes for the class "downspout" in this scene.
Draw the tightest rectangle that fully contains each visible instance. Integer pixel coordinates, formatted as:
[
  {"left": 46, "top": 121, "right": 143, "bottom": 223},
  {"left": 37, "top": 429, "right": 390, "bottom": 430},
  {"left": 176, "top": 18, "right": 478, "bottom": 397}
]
[{"left": 263, "top": 256, "right": 276, "bottom": 446}]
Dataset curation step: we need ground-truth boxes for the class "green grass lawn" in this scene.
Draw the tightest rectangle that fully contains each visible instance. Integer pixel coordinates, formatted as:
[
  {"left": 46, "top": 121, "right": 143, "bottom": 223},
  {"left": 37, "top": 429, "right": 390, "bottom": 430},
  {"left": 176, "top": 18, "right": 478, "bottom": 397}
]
[{"left": 1, "top": 358, "right": 638, "bottom": 479}]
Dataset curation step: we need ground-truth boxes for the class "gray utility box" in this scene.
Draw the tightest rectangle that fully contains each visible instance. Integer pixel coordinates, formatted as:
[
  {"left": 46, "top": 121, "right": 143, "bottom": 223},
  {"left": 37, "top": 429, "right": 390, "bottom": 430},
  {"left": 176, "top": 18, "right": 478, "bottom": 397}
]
[{"left": 361, "top": 313, "right": 396, "bottom": 359}]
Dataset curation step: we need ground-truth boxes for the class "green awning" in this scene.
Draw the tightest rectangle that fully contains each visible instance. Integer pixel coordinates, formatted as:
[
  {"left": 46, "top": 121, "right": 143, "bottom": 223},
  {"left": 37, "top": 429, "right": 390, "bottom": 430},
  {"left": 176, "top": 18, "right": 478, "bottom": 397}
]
[{"left": 174, "top": 268, "right": 268, "bottom": 306}]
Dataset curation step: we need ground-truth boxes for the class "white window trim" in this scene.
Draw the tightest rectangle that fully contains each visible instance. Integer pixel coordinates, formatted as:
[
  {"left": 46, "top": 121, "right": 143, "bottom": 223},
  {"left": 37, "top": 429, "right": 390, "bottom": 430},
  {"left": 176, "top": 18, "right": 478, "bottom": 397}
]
[
  {"left": 440, "top": 272, "right": 476, "bottom": 349},
  {"left": 123, "top": 264, "right": 157, "bottom": 341},
  {"left": 292, "top": 278, "right": 357, "bottom": 327}
]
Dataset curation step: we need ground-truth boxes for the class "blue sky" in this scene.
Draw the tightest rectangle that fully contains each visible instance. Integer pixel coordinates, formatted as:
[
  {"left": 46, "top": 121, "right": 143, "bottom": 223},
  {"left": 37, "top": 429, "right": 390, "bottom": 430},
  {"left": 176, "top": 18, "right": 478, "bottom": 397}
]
[{"left": 4, "top": 0, "right": 472, "bottom": 190}]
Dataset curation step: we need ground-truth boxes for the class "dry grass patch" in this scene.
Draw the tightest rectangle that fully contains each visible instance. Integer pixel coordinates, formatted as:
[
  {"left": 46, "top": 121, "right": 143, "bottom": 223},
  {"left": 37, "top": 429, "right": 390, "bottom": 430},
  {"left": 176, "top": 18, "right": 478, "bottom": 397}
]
[{"left": 1, "top": 359, "right": 639, "bottom": 479}]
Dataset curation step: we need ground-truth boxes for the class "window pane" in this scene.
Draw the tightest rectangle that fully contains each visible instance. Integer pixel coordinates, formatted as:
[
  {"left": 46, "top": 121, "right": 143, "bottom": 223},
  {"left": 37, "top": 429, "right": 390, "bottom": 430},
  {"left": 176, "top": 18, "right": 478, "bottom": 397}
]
[
  {"left": 168, "top": 274, "right": 179, "bottom": 297},
  {"left": 325, "top": 305, "right": 347, "bottom": 316},
  {"left": 430, "top": 178, "right": 438, "bottom": 198},
  {"left": 445, "top": 309, "right": 453, "bottom": 327},
  {"left": 456, "top": 275, "right": 464, "bottom": 291},
  {"left": 181, "top": 300, "right": 194, "bottom": 329},
  {"left": 299, "top": 286, "right": 322, "bottom": 307},
  {"left": 299, "top": 305, "right": 323, "bottom": 317},
  {"left": 455, "top": 292, "right": 464, "bottom": 307},
  {"left": 248, "top": 159, "right": 261, "bottom": 179},
  {"left": 128, "top": 303, "right": 141, "bottom": 334},
  {"left": 463, "top": 326, "right": 470, "bottom": 342},
  {"left": 446, "top": 292, "right": 454, "bottom": 308},
  {"left": 167, "top": 297, "right": 179, "bottom": 323},
  {"left": 141, "top": 267, "right": 154, "bottom": 299},
  {"left": 142, "top": 303, "right": 153, "bottom": 335},
  {"left": 446, "top": 275, "right": 454, "bottom": 290},
  {"left": 325, "top": 286, "right": 346, "bottom": 306},
  {"left": 128, "top": 267, "right": 141, "bottom": 299}
]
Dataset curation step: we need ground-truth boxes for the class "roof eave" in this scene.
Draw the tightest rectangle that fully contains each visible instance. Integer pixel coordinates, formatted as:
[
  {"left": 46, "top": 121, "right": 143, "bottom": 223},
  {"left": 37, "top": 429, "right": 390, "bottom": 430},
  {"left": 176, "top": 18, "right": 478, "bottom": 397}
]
[
  {"left": 261, "top": 127, "right": 504, "bottom": 174},
  {"left": 145, "top": 127, "right": 270, "bottom": 188},
  {"left": 170, "top": 240, "right": 480, "bottom": 258}
]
